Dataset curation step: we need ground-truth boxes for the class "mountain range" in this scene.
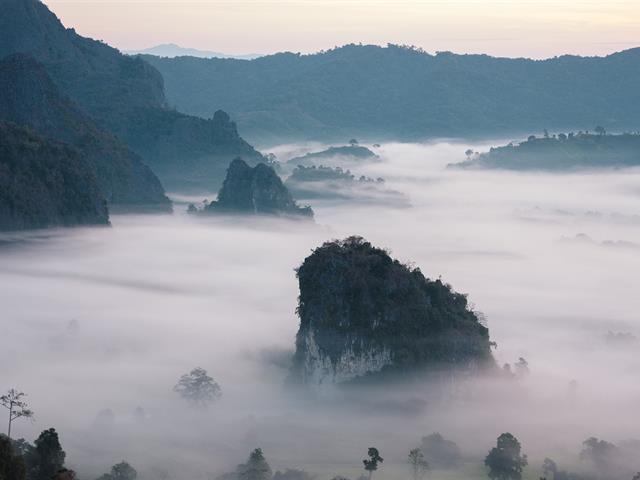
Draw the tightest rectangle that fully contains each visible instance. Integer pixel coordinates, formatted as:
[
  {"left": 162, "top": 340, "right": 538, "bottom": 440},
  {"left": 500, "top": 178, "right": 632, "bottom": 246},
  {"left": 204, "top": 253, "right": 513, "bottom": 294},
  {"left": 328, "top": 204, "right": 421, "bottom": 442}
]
[
  {"left": 0, "top": 0, "right": 263, "bottom": 191},
  {"left": 126, "top": 43, "right": 262, "bottom": 60},
  {"left": 142, "top": 44, "right": 640, "bottom": 144}
]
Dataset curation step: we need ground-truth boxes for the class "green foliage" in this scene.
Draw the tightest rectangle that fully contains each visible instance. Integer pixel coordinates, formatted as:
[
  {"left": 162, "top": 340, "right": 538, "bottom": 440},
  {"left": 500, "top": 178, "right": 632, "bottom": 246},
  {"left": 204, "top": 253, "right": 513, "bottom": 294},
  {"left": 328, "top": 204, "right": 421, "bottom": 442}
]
[{"left": 484, "top": 433, "right": 528, "bottom": 480}]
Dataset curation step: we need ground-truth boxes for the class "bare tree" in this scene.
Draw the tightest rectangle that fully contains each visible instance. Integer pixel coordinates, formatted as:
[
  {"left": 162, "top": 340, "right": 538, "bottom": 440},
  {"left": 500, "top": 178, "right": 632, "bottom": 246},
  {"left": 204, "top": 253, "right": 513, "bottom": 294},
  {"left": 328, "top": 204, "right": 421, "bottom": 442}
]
[{"left": 1, "top": 389, "right": 34, "bottom": 438}]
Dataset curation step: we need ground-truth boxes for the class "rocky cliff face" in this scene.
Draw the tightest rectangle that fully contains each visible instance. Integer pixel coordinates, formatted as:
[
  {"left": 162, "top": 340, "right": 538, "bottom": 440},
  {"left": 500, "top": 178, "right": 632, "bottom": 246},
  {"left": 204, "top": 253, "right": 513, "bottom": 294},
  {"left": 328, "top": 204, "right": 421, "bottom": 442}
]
[
  {"left": 290, "top": 237, "right": 493, "bottom": 386},
  {"left": 206, "top": 159, "right": 313, "bottom": 218},
  {"left": 0, "top": 122, "right": 109, "bottom": 231},
  {"left": 0, "top": 54, "right": 171, "bottom": 210},
  {"left": 0, "top": 0, "right": 263, "bottom": 189}
]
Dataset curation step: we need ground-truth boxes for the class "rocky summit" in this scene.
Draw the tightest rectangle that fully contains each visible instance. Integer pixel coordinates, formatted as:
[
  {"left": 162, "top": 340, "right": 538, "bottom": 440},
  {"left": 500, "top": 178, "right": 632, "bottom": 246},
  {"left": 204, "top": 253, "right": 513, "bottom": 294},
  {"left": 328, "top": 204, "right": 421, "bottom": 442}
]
[
  {"left": 290, "top": 236, "right": 494, "bottom": 386},
  {"left": 205, "top": 158, "right": 313, "bottom": 218}
]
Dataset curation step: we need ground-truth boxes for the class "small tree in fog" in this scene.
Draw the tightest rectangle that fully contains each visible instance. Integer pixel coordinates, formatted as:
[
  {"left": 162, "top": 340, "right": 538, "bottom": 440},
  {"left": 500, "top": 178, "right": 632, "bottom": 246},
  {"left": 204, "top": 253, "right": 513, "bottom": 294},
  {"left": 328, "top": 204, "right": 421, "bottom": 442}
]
[
  {"left": 1, "top": 389, "right": 34, "bottom": 438},
  {"left": 408, "top": 448, "right": 429, "bottom": 480},
  {"left": 96, "top": 461, "right": 137, "bottom": 480},
  {"left": 238, "top": 448, "right": 272, "bottom": 480},
  {"left": 173, "top": 367, "right": 221, "bottom": 407},
  {"left": 363, "top": 447, "right": 383, "bottom": 480},
  {"left": 465, "top": 149, "right": 474, "bottom": 160},
  {"left": 485, "top": 433, "right": 527, "bottom": 480}
]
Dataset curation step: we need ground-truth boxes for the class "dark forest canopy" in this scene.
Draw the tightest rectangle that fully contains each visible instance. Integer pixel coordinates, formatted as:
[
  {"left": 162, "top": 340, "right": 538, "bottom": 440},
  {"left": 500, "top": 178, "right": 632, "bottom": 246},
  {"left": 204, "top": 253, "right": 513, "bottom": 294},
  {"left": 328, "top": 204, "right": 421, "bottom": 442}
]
[
  {"left": 452, "top": 130, "right": 640, "bottom": 170},
  {"left": 0, "top": 122, "right": 109, "bottom": 231},
  {"left": 142, "top": 44, "right": 640, "bottom": 144}
]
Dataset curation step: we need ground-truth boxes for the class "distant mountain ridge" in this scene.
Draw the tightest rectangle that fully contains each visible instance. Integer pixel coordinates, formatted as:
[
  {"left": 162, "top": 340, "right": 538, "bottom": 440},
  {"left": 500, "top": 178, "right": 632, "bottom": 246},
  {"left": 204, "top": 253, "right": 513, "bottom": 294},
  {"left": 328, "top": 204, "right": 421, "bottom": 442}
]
[
  {"left": 126, "top": 43, "right": 262, "bottom": 60},
  {"left": 142, "top": 44, "right": 640, "bottom": 144},
  {"left": 0, "top": 0, "right": 263, "bottom": 189}
]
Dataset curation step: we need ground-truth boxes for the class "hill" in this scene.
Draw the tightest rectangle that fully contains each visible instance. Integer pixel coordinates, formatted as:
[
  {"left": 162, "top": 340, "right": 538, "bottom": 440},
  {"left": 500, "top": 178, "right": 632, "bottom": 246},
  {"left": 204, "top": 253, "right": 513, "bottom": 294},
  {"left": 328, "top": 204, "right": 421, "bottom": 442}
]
[
  {"left": 0, "top": 0, "right": 263, "bottom": 189},
  {"left": 452, "top": 131, "right": 640, "bottom": 170},
  {"left": 290, "top": 236, "right": 494, "bottom": 386},
  {"left": 0, "top": 122, "right": 109, "bottom": 231},
  {"left": 202, "top": 158, "right": 313, "bottom": 218},
  {"left": 141, "top": 44, "right": 640, "bottom": 144},
  {"left": 0, "top": 54, "right": 170, "bottom": 209}
]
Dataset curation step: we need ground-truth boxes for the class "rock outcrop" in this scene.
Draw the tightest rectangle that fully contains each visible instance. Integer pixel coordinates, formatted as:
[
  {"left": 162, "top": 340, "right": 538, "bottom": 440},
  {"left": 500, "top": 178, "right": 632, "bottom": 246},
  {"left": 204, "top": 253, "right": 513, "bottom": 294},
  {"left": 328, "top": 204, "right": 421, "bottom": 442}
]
[
  {"left": 205, "top": 159, "right": 313, "bottom": 218},
  {"left": 0, "top": 54, "right": 171, "bottom": 210},
  {"left": 290, "top": 237, "right": 493, "bottom": 386},
  {"left": 0, "top": 122, "right": 109, "bottom": 231}
]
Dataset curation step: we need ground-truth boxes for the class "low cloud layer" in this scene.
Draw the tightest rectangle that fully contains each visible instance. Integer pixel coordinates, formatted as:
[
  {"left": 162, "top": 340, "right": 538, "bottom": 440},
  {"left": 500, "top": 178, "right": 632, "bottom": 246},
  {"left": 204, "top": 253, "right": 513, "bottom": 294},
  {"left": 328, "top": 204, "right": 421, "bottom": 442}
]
[{"left": 1, "top": 142, "right": 639, "bottom": 479}]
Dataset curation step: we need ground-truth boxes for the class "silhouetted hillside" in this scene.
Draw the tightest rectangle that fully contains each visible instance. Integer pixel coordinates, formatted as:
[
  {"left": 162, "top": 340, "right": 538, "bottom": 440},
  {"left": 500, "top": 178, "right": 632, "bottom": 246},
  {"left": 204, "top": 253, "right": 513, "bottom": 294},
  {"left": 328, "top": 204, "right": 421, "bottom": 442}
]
[
  {"left": 204, "top": 158, "right": 313, "bottom": 218},
  {"left": 0, "top": 54, "right": 171, "bottom": 209},
  {"left": 0, "top": 0, "right": 263, "bottom": 188},
  {"left": 0, "top": 122, "right": 109, "bottom": 231},
  {"left": 142, "top": 44, "right": 640, "bottom": 143},
  {"left": 452, "top": 131, "right": 640, "bottom": 170}
]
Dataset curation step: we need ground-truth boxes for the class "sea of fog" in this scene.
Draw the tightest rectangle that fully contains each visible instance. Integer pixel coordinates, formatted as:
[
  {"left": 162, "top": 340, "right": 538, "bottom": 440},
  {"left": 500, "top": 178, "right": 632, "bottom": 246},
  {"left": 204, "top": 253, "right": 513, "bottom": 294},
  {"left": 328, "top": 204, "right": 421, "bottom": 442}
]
[{"left": 1, "top": 142, "right": 640, "bottom": 480}]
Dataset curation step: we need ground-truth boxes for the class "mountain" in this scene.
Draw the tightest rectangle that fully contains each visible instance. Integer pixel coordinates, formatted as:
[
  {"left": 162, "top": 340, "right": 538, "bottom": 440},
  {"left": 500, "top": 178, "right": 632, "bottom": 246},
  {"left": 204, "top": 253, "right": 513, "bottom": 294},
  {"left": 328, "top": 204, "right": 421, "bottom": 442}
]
[
  {"left": 290, "top": 236, "right": 494, "bottom": 386},
  {"left": 203, "top": 158, "right": 313, "bottom": 218},
  {"left": 0, "top": 121, "right": 109, "bottom": 231},
  {"left": 0, "top": 54, "right": 170, "bottom": 209},
  {"left": 451, "top": 131, "right": 640, "bottom": 170},
  {"left": 0, "top": 0, "right": 263, "bottom": 189},
  {"left": 142, "top": 44, "right": 640, "bottom": 144},
  {"left": 125, "top": 43, "right": 262, "bottom": 60}
]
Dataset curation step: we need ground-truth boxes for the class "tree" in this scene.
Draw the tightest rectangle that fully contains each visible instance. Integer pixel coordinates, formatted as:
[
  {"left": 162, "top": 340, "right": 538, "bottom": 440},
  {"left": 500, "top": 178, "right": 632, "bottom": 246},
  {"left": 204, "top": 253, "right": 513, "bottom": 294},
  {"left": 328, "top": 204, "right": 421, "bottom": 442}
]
[
  {"left": 595, "top": 126, "right": 606, "bottom": 136},
  {"left": 52, "top": 468, "right": 77, "bottom": 480},
  {"left": 0, "top": 434, "right": 27, "bottom": 480},
  {"left": 173, "top": 367, "right": 221, "bottom": 407},
  {"left": 484, "top": 433, "right": 528, "bottom": 480},
  {"left": 238, "top": 448, "right": 272, "bottom": 480},
  {"left": 408, "top": 448, "right": 429, "bottom": 480},
  {"left": 420, "top": 433, "right": 461, "bottom": 469},
  {"left": 514, "top": 358, "right": 529, "bottom": 377},
  {"left": 33, "top": 428, "right": 65, "bottom": 480},
  {"left": 541, "top": 458, "right": 557, "bottom": 478},
  {"left": 465, "top": 149, "right": 474, "bottom": 160},
  {"left": 579, "top": 437, "right": 616, "bottom": 473},
  {"left": 363, "top": 447, "right": 383, "bottom": 480},
  {"left": 1, "top": 389, "right": 34, "bottom": 438},
  {"left": 96, "top": 461, "right": 137, "bottom": 480}
]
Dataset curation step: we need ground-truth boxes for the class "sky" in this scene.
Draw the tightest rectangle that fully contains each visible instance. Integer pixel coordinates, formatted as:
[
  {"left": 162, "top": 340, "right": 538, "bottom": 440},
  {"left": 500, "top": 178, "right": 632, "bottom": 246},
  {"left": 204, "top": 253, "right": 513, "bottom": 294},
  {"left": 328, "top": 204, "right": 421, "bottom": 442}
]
[{"left": 43, "top": 0, "right": 640, "bottom": 59}]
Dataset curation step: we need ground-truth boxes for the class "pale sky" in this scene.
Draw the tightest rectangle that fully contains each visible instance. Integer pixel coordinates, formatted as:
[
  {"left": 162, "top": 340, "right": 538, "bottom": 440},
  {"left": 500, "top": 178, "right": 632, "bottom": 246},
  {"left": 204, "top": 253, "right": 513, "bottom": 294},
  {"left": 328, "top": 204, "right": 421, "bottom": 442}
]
[{"left": 44, "top": 0, "right": 640, "bottom": 58}]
